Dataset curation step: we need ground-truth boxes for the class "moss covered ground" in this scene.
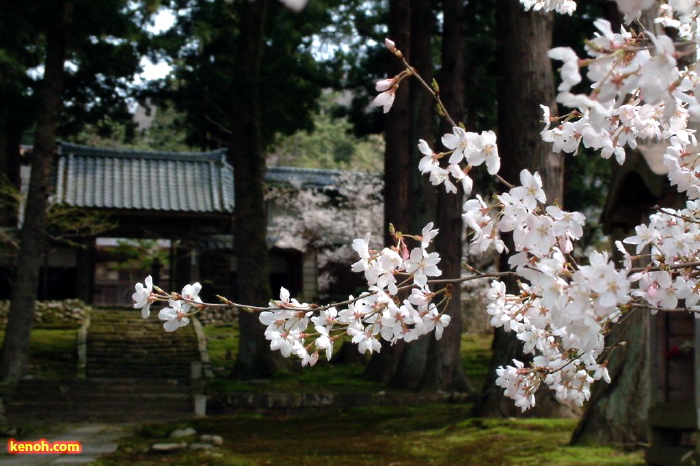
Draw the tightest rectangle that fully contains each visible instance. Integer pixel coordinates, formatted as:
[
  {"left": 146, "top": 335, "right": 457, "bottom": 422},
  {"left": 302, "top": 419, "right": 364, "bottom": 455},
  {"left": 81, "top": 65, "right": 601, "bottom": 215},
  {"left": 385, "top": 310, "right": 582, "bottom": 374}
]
[
  {"left": 97, "top": 405, "right": 644, "bottom": 465},
  {"left": 18, "top": 316, "right": 644, "bottom": 465},
  {"left": 0, "top": 328, "right": 78, "bottom": 379}
]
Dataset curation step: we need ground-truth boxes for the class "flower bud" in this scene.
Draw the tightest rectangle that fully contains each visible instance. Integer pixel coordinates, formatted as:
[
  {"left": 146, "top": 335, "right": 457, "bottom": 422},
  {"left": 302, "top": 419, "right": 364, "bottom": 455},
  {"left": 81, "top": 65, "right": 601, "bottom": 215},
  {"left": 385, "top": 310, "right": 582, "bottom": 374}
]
[{"left": 375, "top": 78, "right": 396, "bottom": 92}]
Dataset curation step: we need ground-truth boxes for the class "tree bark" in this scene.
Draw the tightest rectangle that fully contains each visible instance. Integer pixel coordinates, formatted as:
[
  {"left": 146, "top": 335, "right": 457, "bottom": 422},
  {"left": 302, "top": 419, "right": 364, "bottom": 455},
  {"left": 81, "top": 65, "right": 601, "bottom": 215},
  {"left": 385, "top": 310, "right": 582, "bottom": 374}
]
[
  {"left": 387, "top": 0, "right": 438, "bottom": 391},
  {"left": 365, "top": 0, "right": 412, "bottom": 384},
  {"left": 473, "top": 0, "right": 565, "bottom": 417},
  {"left": 0, "top": 113, "right": 22, "bottom": 228},
  {"left": 569, "top": 6, "right": 659, "bottom": 444},
  {"left": 382, "top": 0, "right": 412, "bottom": 246},
  {"left": 0, "top": 0, "right": 74, "bottom": 381},
  {"left": 570, "top": 297, "right": 649, "bottom": 445},
  {"left": 419, "top": 0, "right": 469, "bottom": 393},
  {"left": 229, "top": 0, "right": 285, "bottom": 378}
]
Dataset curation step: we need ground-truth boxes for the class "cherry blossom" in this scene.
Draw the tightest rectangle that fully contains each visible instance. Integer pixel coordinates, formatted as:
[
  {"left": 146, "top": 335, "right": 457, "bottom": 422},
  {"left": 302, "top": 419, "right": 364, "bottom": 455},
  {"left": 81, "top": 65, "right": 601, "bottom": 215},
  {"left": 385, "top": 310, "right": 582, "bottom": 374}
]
[
  {"left": 132, "top": 275, "right": 154, "bottom": 319},
  {"left": 158, "top": 300, "right": 191, "bottom": 332},
  {"left": 404, "top": 248, "right": 442, "bottom": 288},
  {"left": 135, "top": 0, "right": 700, "bottom": 413},
  {"left": 372, "top": 88, "right": 396, "bottom": 113}
]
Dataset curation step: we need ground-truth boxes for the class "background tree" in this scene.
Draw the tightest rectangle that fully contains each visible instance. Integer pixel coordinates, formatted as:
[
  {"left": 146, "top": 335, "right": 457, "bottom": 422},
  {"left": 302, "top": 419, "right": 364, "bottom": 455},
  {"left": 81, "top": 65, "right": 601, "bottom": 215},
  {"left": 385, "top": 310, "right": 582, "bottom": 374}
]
[
  {"left": 422, "top": 0, "right": 469, "bottom": 392},
  {"left": 155, "top": 0, "right": 335, "bottom": 377},
  {"left": 0, "top": 0, "right": 75, "bottom": 380},
  {"left": 473, "top": 0, "right": 563, "bottom": 417},
  {"left": 0, "top": 1, "right": 39, "bottom": 227},
  {"left": 569, "top": 3, "right": 657, "bottom": 445},
  {"left": 363, "top": 0, "right": 430, "bottom": 386},
  {"left": 0, "top": 0, "right": 151, "bottom": 380},
  {"left": 228, "top": 0, "right": 279, "bottom": 377},
  {"left": 267, "top": 92, "right": 384, "bottom": 172},
  {"left": 377, "top": 0, "right": 439, "bottom": 390},
  {"left": 362, "top": 0, "right": 471, "bottom": 392}
]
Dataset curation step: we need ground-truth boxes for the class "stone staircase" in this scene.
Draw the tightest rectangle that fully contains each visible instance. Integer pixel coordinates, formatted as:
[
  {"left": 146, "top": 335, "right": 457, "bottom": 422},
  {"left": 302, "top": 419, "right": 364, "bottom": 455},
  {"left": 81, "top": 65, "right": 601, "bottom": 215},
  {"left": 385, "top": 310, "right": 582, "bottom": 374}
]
[
  {"left": 86, "top": 309, "right": 199, "bottom": 380},
  {"left": 6, "top": 309, "right": 205, "bottom": 424}
]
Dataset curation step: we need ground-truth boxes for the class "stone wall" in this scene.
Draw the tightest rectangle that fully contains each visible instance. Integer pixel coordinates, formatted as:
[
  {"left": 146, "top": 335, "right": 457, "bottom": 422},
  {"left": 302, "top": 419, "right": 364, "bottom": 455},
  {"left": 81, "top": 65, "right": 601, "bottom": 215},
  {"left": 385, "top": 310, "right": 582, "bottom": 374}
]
[
  {"left": 197, "top": 307, "right": 237, "bottom": 326},
  {"left": 0, "top": 299, "right": 91, "bottom": 329}
]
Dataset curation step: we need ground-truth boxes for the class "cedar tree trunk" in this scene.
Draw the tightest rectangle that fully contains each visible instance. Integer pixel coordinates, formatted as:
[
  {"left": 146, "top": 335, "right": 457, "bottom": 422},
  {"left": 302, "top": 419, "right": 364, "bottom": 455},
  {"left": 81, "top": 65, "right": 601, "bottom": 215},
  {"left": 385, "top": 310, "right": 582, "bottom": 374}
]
[
  {"left": 0, "top": 1, "right": 74, "bottom": 381},
  {"left": 570, "top": 6, "right": 658, "bottom": 443},
  {"left": 387, "top": 0, "right": 438, "bottom": 391},
  {"left": 473, "top": 0, "right": 565, "bottom": 417},
  {"left": 229, "top": 0, "right": 284, "bottom": 378},
  {"left": 420, "top": 0, "right": 469, "bottom": 392},
  {"left": 365, "top": 0, "right": 412, "bottom": 383}
]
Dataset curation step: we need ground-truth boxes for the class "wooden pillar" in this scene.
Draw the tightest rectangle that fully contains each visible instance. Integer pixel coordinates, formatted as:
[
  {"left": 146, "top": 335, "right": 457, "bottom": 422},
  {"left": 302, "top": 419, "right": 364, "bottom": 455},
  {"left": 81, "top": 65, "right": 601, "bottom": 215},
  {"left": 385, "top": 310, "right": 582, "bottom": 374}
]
[
  {"left": 301, "top": 250, "right": 317, "bottom": 303},
  {"left": 75, "top": 238, "right": 95, "bottom": 304}
]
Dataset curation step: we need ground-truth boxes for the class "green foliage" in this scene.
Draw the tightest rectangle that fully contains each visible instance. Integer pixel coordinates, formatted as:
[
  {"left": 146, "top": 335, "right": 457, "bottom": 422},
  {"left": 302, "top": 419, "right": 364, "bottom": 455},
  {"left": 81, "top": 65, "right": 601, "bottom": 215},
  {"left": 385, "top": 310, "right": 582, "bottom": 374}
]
[
  {"left": 70, "top": 102, "right": 194, "bottom": 152},
  {"left": 110, "top": 239, "right": 169, "bottom": 277},
  {"left": 58, "top": 1, "right": 151, "bottom": 139},
  {"left": 149, "top": 0, "right": 337, "bottom": 151},
  {"left": 203, "top": 324, "right": 239, "bottom": 374},
  {"left": 0, "top": 1, "right": 153, "bottom": 143},
  {"left": 0, "top": 175, "right": 116, "bottom": 250},
  {"left": 268, "top": 92, "right": 384, "bottom": 171}
]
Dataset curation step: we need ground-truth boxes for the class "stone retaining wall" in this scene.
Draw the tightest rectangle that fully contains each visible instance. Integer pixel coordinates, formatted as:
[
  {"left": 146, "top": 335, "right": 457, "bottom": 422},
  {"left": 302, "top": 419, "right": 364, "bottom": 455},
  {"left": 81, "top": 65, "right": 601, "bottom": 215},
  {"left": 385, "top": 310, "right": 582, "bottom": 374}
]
[
  {"left": 197, "top": 307, "right": 237, "bottom": 326},
  {"left": 207, "top": 390, "right": 472, "bottom": 414},
  {"left": 0, "top": 299, "right": 91, "bottom": 329}
]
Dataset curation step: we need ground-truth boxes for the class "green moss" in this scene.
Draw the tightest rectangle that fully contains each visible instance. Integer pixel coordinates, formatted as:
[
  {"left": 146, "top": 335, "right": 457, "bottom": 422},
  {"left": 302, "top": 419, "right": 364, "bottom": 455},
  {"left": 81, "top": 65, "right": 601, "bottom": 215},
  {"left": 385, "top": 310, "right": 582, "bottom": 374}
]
[
  {"left": 97, "top": 406, "right": 644, "bottom": 466},
  {"left": 461, "top": 332, "right": 492, "bottom": 388},
  {"left": 0, "top": 328, "right": 78, "bottom": 379},
  {"left": 208, "top": 362, "right": 382, "bottom": 394},
  {"left": 204, "top": 324, "right": 239, "bottom": 374}
]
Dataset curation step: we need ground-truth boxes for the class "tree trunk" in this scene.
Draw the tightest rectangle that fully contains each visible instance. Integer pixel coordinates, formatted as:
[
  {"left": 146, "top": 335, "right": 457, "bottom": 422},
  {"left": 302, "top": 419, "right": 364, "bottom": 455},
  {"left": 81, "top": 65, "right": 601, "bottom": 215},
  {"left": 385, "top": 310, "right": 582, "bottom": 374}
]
[
  {"left": 0, "top": 113, "right": 22, "bottom": 228},
  {"left": 0, "top": 0, "right": 74, "bottom": 381},
  {"left": 387, "top": 0, "right": 438, "bottom": 391},
  {"left": 419, "top": 0, "right": 469, "bottom": 393},
  {"left": 229, "top": 0, "right": 284, "bottom": 378},
  {"left": 365, "top": 0, "right": 412, "bottom": 384},
  {"left": 570, "top": 299, "right": 649, "bottom": 445},
  {"left": 474, "top": 0, "right": 565, "bottom": 417},
  {"left": 382, "top": 0, "right": 412, "bottom": 246},
  {"left": 569, "top": 6, "right": 659, "bottom": 444}
]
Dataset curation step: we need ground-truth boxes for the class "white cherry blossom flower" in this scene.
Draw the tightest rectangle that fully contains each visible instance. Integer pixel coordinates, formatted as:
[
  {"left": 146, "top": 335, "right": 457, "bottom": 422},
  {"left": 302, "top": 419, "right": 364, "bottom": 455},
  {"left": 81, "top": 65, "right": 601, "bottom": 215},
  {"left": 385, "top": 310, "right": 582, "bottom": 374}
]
[
  {"left": 158, "top": 300, "right": 190, "bottom": 332},
  {"left": 180, "top": 282, "right": 202, "bottom": 313},
  {"left": 420, "top": 222, "right": 439, "bottom": 251},
  {"left": 405, "top": 248, "right": 442, "bottom": 288},
  {"left": 372, "top": 88, "right": 396, "bottom": 113},
  {"left": 548, "top": 47, "right": 582, "bottom": 92},
  {"left": 510, "top": 170, "right": 546, "bottom": 210},
  {"left": 133, "top": 275, "right": 154, "bottom": 319}
]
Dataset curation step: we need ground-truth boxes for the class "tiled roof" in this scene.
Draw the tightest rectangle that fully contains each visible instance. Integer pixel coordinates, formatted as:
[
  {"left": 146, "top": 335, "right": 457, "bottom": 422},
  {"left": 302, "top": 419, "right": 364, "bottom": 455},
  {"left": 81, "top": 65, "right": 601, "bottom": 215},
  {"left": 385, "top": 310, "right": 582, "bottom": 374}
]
[
  {"left": 54, "top": 142, "right": 235, "bottom": 213},
  {"left": 265, "top": 166, "right": 344, "bottom": 189},
  {"left": 52, "top": 142, "right": 345, "bottom": 214},
  {"left": 265, "top": 167, "right": 343, "bottom": 188}
]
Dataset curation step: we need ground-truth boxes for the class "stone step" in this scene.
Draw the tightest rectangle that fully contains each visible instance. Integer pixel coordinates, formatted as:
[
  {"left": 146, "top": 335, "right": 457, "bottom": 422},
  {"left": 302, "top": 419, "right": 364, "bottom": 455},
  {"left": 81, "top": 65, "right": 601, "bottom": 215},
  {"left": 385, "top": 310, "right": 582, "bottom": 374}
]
[
  {"left": 6, "top": 307, "right": 206, "bottom": 424},
  {"left": 86, "top": 371, "right": 190, "bottom": 380},
  {"left": 8, "top": 407, "right": 194, "bottom": 423},
  {"left": 9, "top": 411, "right": 192, "bottom": 424},
  {"left": 6, "top": 378, "right": 195, "bottom": 423},
  {"left": 86, "top": 351, "right": 196, "bottom": 358},
  {"left": 11, "top": 378, "right": 190, "bottom": 392},
  {"left": 8, "top": 397, "right": 192, "bottom": 408},
  {"left": 8, "top": 399, "right": 192, "bottom": 414}
]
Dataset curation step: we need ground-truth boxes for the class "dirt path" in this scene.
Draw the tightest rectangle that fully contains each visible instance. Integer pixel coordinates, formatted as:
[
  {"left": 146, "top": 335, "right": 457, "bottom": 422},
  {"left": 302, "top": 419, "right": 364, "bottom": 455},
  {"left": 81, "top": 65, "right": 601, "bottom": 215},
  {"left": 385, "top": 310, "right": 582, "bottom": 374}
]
[{"left": 0, "top": 423, "right": 131, "bottom": 465}]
